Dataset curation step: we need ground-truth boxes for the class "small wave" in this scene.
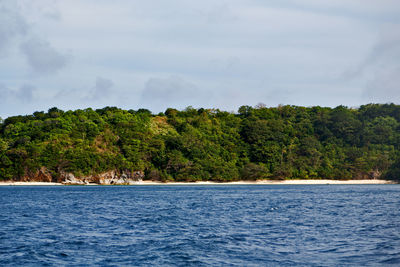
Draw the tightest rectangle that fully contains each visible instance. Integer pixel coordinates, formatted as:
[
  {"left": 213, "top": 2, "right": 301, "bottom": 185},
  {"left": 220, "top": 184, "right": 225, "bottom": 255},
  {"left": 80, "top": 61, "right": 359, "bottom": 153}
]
[
  {"left": 1, "top": 185, "right": 400, "bottom": 266},
  {"left": 380, "top": 257, "right": 400, "bottom": 264}
]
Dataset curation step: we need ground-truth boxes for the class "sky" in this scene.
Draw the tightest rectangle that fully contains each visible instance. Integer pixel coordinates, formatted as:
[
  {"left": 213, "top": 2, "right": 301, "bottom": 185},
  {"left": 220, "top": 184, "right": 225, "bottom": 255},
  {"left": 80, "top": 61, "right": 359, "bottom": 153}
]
[{"left": 0, "top": 0, "right": 399, "bottom": 118}]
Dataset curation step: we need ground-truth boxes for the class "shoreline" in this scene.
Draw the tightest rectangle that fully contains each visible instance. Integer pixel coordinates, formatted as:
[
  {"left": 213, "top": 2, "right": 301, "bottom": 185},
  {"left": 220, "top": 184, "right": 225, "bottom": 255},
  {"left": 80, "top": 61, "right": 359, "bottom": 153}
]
[{"left": 0, "top": 179, "right": 396, "bottom": 186}]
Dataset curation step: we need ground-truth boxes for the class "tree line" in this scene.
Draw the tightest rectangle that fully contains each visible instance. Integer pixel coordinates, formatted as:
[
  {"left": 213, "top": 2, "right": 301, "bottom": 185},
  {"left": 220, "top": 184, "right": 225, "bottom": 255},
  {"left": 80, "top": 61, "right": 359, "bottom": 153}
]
[{"left": 1, "top": 104, "right": 400, "bottom": 182}]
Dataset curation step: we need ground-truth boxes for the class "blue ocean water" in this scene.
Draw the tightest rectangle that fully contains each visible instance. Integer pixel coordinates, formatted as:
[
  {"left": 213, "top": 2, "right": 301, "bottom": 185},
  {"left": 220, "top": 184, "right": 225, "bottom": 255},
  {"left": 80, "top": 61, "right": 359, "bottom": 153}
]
[{"left": 1, "top": 185, "right": 400, "bottom": 266}]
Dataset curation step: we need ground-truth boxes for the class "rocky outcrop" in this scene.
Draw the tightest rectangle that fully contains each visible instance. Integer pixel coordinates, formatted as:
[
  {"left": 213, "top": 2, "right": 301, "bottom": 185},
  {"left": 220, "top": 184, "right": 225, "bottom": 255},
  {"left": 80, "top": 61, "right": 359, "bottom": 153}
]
[
  {"left": 95, "top": 170, "right": 144, "bottom": 185},
  {"left": 60, "top": 170, "right": 144, "bottom": 185},
  {"left": 368, "top": 169, "right": 382, "bottom": 180},
  {"left": 353, "top": 169, "right": 382, "bottom": 180},
  {"left": 60, "top": 172, "right": 89, "bottom": 185},
  {"left": 23, "top": 167, "right": 53, "bottom": 182}
]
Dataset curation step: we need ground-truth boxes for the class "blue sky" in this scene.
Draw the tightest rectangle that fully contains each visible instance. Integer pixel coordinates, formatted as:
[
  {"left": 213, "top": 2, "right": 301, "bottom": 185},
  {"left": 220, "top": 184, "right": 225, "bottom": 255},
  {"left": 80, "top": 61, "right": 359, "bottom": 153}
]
[{"left": 0, "top": 0, "right": 399, "bottom": 118}]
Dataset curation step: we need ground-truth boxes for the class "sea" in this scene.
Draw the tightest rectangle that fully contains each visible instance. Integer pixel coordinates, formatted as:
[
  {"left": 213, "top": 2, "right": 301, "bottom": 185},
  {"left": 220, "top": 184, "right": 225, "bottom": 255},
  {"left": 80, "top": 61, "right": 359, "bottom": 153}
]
[{"left": 1, "top": 185, "right": 400, "bottom": 266}]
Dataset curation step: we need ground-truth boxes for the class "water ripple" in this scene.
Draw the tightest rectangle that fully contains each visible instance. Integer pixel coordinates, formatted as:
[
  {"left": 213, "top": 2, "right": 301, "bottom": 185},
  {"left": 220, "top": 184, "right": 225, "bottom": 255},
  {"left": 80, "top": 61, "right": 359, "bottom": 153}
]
[{"left": 1, "top": 185, "right": 400, "bottom": 266}]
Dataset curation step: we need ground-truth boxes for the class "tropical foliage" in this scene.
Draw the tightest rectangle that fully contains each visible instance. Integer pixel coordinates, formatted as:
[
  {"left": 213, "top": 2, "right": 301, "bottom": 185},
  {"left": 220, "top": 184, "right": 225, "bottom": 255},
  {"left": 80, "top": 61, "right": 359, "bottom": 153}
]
[{"left": 1, "top": 104, "right": 400, "bottom": 181}]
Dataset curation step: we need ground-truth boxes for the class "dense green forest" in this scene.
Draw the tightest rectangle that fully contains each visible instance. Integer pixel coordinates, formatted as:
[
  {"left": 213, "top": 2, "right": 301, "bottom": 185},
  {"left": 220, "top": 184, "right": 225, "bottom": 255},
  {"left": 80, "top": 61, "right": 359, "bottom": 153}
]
[{"left": 1, "top": 104, "right": 400, "bottom": 182}]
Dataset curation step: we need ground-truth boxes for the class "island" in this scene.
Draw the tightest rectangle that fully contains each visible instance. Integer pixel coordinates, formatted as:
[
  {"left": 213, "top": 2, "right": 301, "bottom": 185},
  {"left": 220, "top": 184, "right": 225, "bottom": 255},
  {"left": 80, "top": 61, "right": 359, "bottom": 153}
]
[{"left": 1, "top": 104, "right": 399, "bottom": 185}]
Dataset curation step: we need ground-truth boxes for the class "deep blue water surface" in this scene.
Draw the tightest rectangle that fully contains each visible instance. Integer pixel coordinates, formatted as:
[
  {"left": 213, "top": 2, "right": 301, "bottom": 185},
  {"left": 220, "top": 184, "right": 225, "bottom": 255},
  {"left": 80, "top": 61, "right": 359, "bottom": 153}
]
[{"left": 1, "top": 185, "right": 400, "bottom": 266}]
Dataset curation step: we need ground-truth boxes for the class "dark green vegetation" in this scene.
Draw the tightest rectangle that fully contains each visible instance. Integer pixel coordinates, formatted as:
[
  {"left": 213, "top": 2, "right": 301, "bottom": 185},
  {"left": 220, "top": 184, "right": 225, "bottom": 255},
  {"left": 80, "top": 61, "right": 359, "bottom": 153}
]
[{"left": 1, "top": 104, "right": 400, "bottom": 182}]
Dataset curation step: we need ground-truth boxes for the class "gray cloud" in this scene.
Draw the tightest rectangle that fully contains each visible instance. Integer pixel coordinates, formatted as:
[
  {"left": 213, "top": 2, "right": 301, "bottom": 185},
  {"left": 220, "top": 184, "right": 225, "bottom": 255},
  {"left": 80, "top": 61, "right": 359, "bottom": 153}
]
[
  {"left": 349, "top": 29, "right": 400, "bottom": 102},
  {"left": 204, "top": 3, "right": 237, "bottom": 24},
  {"left": 3, "top": 1, "right": 400, "bottom": 118},
  {"left": 0, "top": 83, "right": 35, "bottom": 103},
  {"left": 0, "top": 2, "right": 28, "bottom": 53},
  {"left": 20, "top": 37, "right": 69, "bottom": 74},
  {"left": 0, "top": 84, "right": 12, "bottom": 101},
  {"left": 0, "top": 1, "right": 69, "bottom": 77},
  {"left": 35, "top": 0, "right": 62, "bottom": 21},
  {"left": 345, "top": 30, "right": 400, "bottom": 78},
  {"left": 16, "top": 84, "right": 35, "bottom": 102},
  {"left": 54, "top": 77, "right": 114, "bottom": 103},
  {"left": 141, "top": 76, "right": 204, "bottom": 111},
  {"left": 363, "top": 67, "right": 400, "bottom": 103},
  {"left": 86, "top": 77, "right": 114, "bottom": 101},
  {"left": 265, "top": 89, "right": 292, "bottom": 105}
]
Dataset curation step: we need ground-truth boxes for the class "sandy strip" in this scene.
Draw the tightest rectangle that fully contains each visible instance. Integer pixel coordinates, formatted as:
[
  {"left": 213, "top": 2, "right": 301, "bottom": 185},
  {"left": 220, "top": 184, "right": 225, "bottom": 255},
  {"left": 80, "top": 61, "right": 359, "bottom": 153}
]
[
  {"left": 254, "top": 179, "right": 396, "bottom": 185},
  {"left": 0, "top": 182, "right": 63, "bottom": 186},
  {"left": 0, "top": 179, "right": 396, "bottom": 186},
  {"left": 133, "top": 179, "right": 396, "bottom": 185}
]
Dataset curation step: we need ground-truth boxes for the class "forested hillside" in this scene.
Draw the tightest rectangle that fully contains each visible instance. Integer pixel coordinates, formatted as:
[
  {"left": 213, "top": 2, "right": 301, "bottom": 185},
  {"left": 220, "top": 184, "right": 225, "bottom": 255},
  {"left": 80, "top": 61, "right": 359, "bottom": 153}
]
[{"left": 1, "top": 104, "right": 400, "bottom": 182}]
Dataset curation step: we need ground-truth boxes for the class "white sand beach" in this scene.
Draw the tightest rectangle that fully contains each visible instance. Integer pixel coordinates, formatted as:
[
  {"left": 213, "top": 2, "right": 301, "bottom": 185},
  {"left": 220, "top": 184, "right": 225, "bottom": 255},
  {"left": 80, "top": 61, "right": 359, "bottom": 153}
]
[
  {"left": 134, "top": 179, "right": 396, "bottom": 185},
  {"left": 0, "top": 182, "right": 63, "bottom": 186},
  {"left": 0, "top": 179, "right": 396, "bottom": 186}
]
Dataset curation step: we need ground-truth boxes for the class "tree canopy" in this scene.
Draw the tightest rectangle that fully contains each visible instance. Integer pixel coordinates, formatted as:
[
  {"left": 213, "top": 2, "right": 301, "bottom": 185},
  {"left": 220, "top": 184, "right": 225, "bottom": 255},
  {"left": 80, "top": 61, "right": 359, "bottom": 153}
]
[{"left": 1, "top": 104, "right": 400, "bottom": 182}]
